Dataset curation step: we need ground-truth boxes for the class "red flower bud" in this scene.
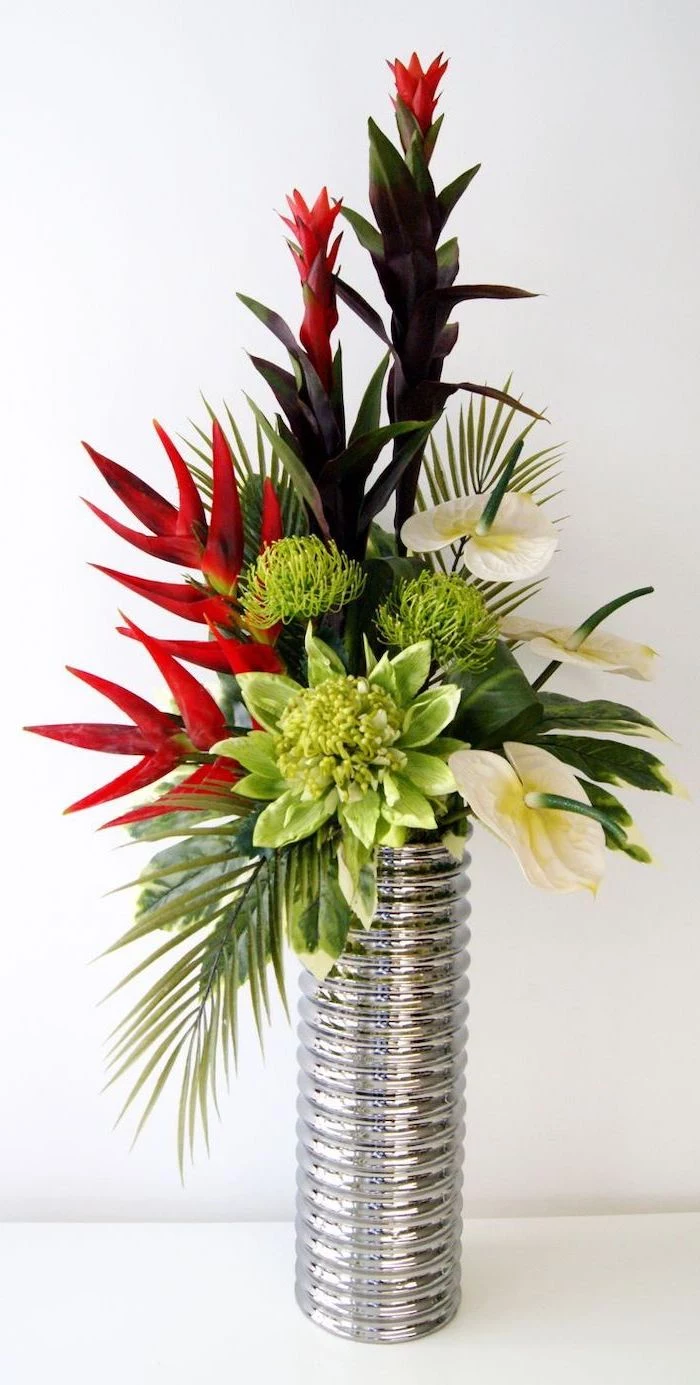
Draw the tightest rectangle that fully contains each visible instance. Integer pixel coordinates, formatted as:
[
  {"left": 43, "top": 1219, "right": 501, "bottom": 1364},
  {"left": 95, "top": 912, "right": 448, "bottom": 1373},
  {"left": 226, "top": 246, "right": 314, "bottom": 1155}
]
[
  {"left": 283, "top": 187, "right": 342, "bottom": 392},
  {"left": 388, "top": 52, "right": 448, "bottom": 135}
]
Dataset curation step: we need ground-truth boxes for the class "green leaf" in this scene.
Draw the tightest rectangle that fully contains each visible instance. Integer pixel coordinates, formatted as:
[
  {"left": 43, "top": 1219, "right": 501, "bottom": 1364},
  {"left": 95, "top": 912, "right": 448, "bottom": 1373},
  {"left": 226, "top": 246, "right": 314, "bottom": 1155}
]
[
  {"left": 399, "top": 684, "right": 461, "bottom": 748},
  {"left": 235, "top": 673, "right": 301, "bottom": 733},
  {"left": 437, "top": 164, "right": 481, "bottom": 227},
  {"left": 104, "top": 845, "right": 289, "bottom": 1172},
  {"left": 367, "top": 651, "right": 398, "bottom": 698},
  {"left": 245, "top": 398, "right": 330, "bottom": 537},
  {"left": 253, "top": 790, "right": 336, "bottom": 849},
  {"left": 341, "top": 791, "right": 381, "bottom": 849},
  {"left": 383, "top": 775, "right": 437, "bottom": 829},
  {"left": 537, "top": 694, "right": 669, "bottom": 741},
  {"left": 337, "top": 836, "right": 376, "bottom": 928},
  {"left": 289, "top": 850, "right": 352, "bottom": 979},
  {"left": 402, "top": 749, "right": 457, "bottom": 796},
  {"left": 235, "top": 773, "right": 286, "bottom": 800},
  {"left": 216, "top": 730, "right": 280, "bottom": 777},
  {"left": 451, "top": 641, "right": 543, "bottom": 748},
  {"left": 366, "top": 523, "right": 397, "bottom": 558},
  {"left": 368, "top": 117, "right": 431, "bottom": 242},
  {"left": 341, "top": 206, "right": 384, "bottom": 257},
  {"left": 360, "top": 421, "right": 437, "bottom": 529},
  {"left": 538, "top": 736, "right": 686, "bottom": 796},
  {"left": 304, "top": 624, "right": 346, "bottom": 687},
  {"left": 319, "top": 420, "right": 432, "bottom": 487},
  {"left": 430, "top": 735, "right": 469, "bottom": 757},
  {"left": 436, "top": 237, "right": 459, "bottom": 283},
  {"left": 349, "top": 353, "right": 390, "bottom": 444},
  {"left": 390, "top": 641, "right": 431, "bottom": 703}
]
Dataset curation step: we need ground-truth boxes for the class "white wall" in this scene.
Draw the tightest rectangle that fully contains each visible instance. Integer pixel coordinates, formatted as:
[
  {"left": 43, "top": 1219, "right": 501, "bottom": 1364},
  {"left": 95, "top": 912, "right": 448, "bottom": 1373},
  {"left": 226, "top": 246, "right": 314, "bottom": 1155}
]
[{"left": 2, "top": 0, "right": 698, "bottom": 1221}]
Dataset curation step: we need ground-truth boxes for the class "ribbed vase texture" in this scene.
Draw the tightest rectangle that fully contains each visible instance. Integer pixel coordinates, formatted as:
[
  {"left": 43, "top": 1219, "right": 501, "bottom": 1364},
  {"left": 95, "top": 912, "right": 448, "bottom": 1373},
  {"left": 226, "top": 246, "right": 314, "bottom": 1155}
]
[{"left": 295, "top": 838, "right": 471, "bottom": 1342}]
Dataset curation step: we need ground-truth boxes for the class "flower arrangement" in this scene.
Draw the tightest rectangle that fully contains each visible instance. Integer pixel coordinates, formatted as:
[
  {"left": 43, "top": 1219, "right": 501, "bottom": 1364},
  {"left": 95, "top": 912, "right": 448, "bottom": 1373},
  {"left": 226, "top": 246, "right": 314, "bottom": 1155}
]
[{"left": 28, "top": 53, "right": 682, "bottom": 1168}]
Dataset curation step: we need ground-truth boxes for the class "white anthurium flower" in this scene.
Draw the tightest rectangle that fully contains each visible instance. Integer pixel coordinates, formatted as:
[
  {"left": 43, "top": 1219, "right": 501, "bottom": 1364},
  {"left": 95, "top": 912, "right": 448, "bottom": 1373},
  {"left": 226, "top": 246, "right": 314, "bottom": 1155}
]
[
  {"left": 449, "top": 741, "right": 606, "bottom": 894},
  {"left": 401, "top": 491, "right": 558, "bottom": 582},
  {"left": 500, "top": 614, "right": 657, "bottom": 681}
]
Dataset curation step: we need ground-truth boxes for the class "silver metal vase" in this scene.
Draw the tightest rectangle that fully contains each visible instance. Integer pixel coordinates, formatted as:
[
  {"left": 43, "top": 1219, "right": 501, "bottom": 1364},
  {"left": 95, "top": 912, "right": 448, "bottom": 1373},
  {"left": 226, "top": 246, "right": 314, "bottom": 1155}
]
[{"left": 295, "top": 836, "right": 471, "bottom": 1343}]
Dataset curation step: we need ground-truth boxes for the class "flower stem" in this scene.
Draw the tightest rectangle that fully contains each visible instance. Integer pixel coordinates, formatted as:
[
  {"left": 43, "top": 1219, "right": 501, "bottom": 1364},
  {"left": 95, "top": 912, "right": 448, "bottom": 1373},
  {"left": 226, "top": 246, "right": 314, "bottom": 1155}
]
[{"left": 531, "top": 659, "right": 561, "bottom": 691}]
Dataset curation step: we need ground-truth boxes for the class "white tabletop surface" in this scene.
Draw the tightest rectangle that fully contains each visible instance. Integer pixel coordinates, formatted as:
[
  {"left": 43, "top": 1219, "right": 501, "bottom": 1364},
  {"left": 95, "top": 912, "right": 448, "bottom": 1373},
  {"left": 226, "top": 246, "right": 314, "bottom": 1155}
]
[{"left": 1, "top": 1214, "right": 699, "bottom": 1384}]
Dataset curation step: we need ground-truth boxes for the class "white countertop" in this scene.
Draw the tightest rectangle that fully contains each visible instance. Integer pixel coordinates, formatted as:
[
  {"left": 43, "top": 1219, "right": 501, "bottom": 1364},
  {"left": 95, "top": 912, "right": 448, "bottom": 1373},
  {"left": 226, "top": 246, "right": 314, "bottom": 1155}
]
[{"left": 1, "top": 1214, "right": 699, "bottom": 1383}]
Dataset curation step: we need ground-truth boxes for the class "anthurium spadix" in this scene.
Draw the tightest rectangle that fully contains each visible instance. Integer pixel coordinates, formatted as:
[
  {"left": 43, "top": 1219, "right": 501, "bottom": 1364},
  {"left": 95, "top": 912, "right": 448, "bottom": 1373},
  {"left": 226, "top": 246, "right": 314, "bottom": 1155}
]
[
  {"left": 449, "top": 741, "right": 608, "bottom": 893},
  {"left": 501, "top": 587, "right": 657, "bottom": 681},
  {"left": 401, "top": 472, "right": 557, "bottom": 581}
]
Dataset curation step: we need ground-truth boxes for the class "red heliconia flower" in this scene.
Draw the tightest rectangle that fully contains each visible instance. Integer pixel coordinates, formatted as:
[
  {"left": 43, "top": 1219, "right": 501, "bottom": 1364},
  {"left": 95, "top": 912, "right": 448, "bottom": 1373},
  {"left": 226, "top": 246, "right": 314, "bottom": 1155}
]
[
  {"left": 200, "top": 421, "right": 244, "bottom": 595},
  {"left": 26, "top": 619, "right": 229, "bottom": 813},
  {"left": 86, "top": 419, "right": 247, "bottom": 595},
  {"left": 82, "top": 423, "right": 206, "bottom": 566},
  {"left": 117, "top": 624, "right": 284, "bottom": 675},
  {"left": 388, "top": 52, "right": 448, "bottom": 135},
  {"left": 101, "top": 758, "right": 242, "bottom": 830},
  {"left": 27, "top": 669, "right": 184, "bottom": 813},
  {"left": 205, "top": 619, "right": 283, "bottom": 675},
  {"left": 91, "top": 567, "right": 234, "bottom": 626},
  {"left": 282, "top": 188, "right": 342, "bottom": 393},
  {"left": 122, "top": 616, "right": 228, "bottom": 750}
]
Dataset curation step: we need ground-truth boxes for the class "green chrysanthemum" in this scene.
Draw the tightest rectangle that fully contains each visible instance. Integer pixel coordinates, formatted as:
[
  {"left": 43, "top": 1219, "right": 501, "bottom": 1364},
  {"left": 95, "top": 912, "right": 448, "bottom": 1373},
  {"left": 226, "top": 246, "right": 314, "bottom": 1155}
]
[
  {"left": 240, "top": 536, "right": 365, "bottom": 627},
  {"left": 277, "top": 676, "right": 406, "bottom": 800},
  {"left": 212, "top": 632, "right": 467, "bottom": 976},
  {"left": 377, "top": 571, "right": 499, "bottom": 672}
]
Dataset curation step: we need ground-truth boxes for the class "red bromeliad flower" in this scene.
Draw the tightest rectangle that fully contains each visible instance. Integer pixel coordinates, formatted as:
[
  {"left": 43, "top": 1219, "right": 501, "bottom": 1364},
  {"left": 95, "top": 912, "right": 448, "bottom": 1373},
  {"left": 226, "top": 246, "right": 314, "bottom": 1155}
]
[
  {"left": 283, "top": 188, "right": 342, "bottom": 393},
  {"left": 388, "top": 52, "right": 448, "bottom": 135}
]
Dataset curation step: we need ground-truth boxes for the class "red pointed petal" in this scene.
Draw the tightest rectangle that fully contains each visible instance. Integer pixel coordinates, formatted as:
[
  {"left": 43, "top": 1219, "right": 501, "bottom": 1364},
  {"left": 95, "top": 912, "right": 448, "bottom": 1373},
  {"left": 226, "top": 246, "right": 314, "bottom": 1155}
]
[
  {"left": 82, "top": 442, "right": 177, "bottom": 535},
  {"left": 206, "top": 620, "right": 283, "bottom": 675},
  {"left": 201, "top": 421, "right": 244, "bottom": 594},
  {"left": 64, "top": 748, "right": 180, "bottom": 814},
  {"left": 92, "top": 566, "right": 217, "bottom": 623},
  {"left": 260, "top": 479, "right": 284, "bottom": 550},
  {"left": 65, "top": 666, "right": 178, "bottom": 744},
  {"left": 152, "top": 420, "right": 207, "bottom": 538},
  {"left": 101, "top": 758, "right": 240, "bottom": 828},
  {"left": 123, "top": 616, "right": 227, "bottom": 750},
  {"left": 25, "top": 722, "right": 151, "bottom": 755},
  {"left": 117, "top": 626, "right": 232, "bottom": 673},
  {"left": 83, "top": 500, "right": 202, "bottom": 566}
]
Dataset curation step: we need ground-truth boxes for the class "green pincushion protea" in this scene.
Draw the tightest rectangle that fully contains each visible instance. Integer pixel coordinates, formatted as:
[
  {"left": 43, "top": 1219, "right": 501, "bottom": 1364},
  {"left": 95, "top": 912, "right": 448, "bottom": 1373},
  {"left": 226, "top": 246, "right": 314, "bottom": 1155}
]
[
  {"left": 240, "top": 535, "right": 366, "bottom": 627},
  {"left": 213, "top": 628, "right": 465, "bottom": 974},
  {"left": 377, "top": 571, "right": 499, "bottom": 672}
]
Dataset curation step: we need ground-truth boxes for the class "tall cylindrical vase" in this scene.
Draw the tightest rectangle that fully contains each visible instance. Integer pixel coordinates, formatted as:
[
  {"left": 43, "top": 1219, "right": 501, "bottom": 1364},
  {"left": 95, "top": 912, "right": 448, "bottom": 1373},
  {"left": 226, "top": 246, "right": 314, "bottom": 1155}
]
[{"left": 295, "top": 836, "right": 471, "bottom": 1343}]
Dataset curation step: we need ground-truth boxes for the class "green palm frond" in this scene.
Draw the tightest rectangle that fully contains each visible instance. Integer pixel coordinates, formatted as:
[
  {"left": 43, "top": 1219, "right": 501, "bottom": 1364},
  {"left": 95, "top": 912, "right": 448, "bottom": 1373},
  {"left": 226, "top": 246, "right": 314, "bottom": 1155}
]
[
  {"left": 182, "top": 396, "right": 307, "bottom": 547},
  {"left": 416, "top": 381, "right": 565, "bottom": 615},
  {"left": 104, "top": 821, "right": 289, "bottom": 1174}
]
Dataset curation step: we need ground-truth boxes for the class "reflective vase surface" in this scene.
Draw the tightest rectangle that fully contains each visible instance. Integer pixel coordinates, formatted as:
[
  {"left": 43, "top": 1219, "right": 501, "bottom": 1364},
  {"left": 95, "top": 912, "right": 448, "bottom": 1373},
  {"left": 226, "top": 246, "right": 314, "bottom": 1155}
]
[{"left": 295, "top": 836, "right": 471, "bottom": 1342}]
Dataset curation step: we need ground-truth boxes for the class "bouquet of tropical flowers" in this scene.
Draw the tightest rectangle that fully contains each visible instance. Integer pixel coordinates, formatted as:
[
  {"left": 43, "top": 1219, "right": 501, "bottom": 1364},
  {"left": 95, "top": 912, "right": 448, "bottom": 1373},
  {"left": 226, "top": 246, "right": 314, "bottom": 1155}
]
[{"left": 28, "top": 52, "right": 681, "bottom": 1168}]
